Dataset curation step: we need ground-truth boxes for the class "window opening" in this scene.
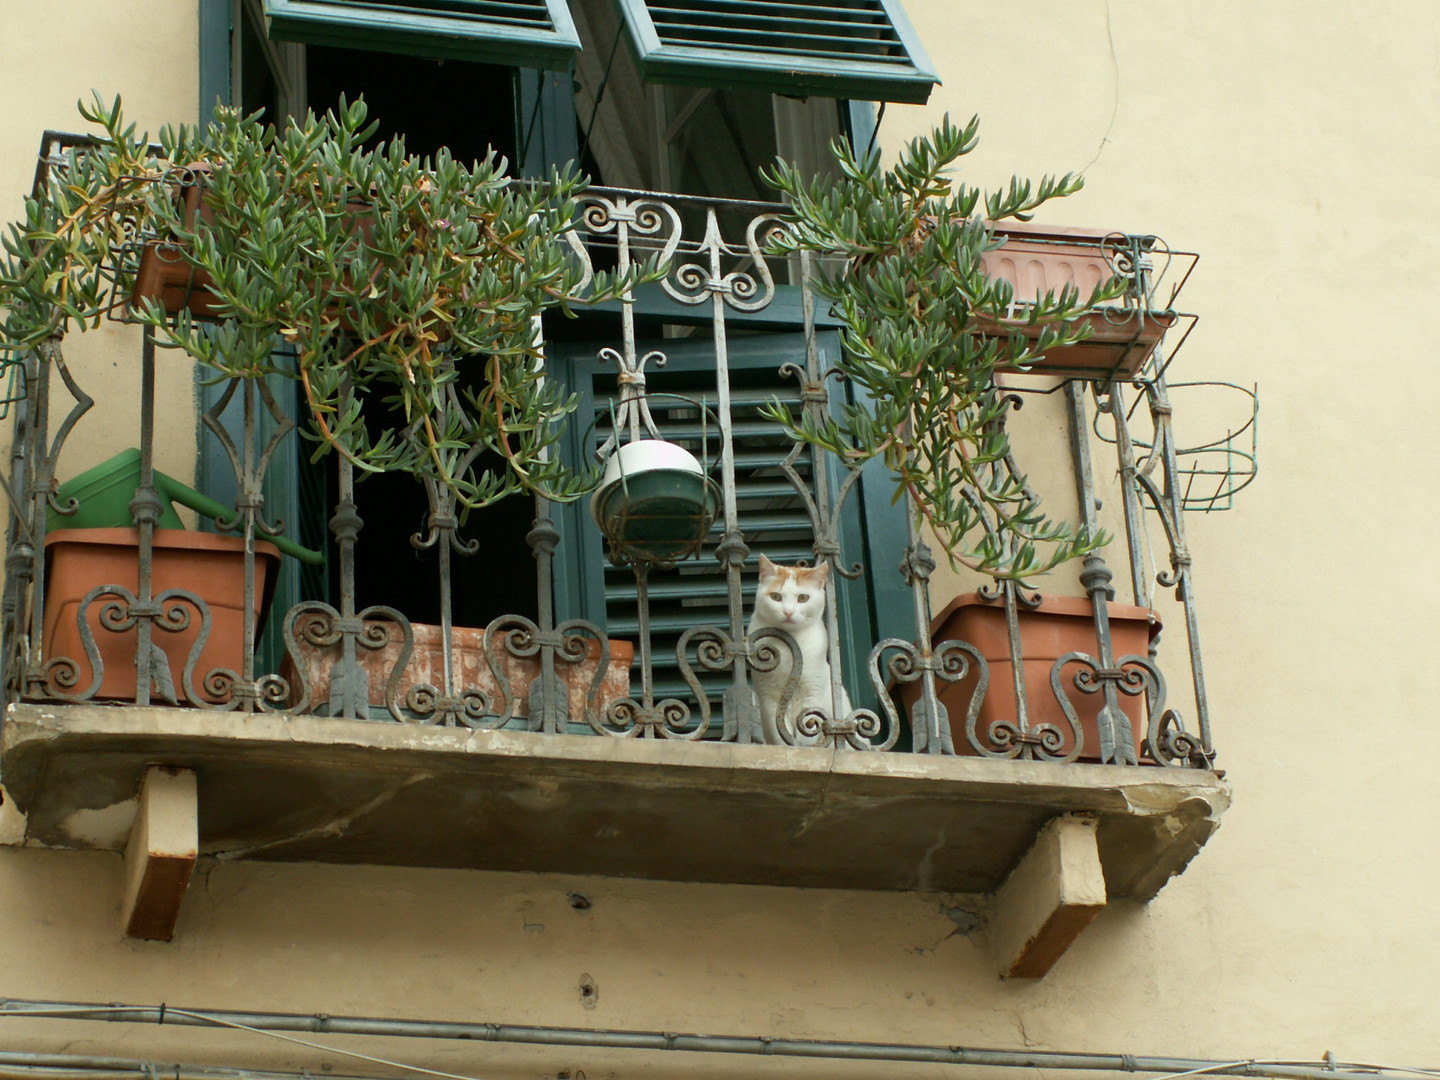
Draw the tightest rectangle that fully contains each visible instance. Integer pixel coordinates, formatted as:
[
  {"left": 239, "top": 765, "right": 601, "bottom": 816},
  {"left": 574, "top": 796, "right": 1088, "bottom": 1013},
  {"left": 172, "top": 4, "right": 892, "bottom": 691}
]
[
  {"left": 219, "top": 2, "right": 896, "bottom": 681},
  {"left": 305, "top": 46, "right": 534, "bottom": 629}
]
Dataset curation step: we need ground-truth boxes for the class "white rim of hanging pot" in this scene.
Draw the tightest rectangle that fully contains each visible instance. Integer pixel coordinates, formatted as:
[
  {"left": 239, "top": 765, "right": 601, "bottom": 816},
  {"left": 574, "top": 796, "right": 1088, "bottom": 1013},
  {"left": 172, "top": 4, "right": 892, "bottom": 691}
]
[{"left": 590, "top": 439, "right": 706, "bottom": 531}]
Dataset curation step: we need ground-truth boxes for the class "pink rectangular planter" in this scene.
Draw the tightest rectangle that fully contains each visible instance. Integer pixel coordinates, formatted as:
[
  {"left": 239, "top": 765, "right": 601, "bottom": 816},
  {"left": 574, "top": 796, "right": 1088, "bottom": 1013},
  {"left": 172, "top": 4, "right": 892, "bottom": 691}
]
[
  {"left": 981, "top": 221, "right": 1176, "bottom": 381},
  {"left": 285, "top": 621, "right": 634, "bottom": 724}
]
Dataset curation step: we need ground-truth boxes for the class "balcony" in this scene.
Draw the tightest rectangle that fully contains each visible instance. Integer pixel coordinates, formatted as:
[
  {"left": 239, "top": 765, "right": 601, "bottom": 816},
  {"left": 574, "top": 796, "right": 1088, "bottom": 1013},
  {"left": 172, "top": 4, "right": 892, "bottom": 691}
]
[{"left": 0, "top": 144, "right": 1242, "bottom": 971}]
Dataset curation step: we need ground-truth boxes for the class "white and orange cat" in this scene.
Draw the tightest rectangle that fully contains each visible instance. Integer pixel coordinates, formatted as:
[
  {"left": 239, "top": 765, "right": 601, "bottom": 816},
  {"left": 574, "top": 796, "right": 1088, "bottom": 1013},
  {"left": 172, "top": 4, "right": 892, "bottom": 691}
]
[{"left": 748, "top": 555, "right": 850, "bottom": 744}]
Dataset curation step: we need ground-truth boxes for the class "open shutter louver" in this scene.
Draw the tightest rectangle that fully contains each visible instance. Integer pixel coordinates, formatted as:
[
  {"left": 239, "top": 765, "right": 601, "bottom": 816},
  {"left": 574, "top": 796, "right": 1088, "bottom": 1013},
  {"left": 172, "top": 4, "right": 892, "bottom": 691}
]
[
  {"left": 562, "top": 349, "right": 819, "bottom": 708},
  {"left": 553, "top": 332, "right": 909, "bottom": 725},
  {"left": 263, "top": 0, "right": 581, "bottom": 68},
  {"left": 611, "top": 0, "right": 938, "bottom": 104}
]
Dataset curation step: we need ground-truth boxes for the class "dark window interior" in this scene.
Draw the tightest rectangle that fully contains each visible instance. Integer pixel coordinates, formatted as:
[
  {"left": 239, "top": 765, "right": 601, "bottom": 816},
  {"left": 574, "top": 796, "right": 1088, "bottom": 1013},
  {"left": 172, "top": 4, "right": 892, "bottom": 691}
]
[
  {"left": 306, "top": 46, "right": 518, "bottom": 166},
  {"left": 305, "top": 47, "right": 538, "bottom": 627},
  {"left": 238, "top": 5, "right": 281, "bottom": 119},
  {"left": 666, "top": 87, "right": 778, "bottom": 202}
]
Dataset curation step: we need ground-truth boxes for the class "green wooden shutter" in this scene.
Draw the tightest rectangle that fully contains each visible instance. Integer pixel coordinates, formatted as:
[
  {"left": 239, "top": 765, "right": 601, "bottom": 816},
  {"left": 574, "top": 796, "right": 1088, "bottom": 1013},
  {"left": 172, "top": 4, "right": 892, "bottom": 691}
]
[
  {"left": 263, "top": 0, "right": 581, "bottom": 67},
  {"left": 609, "top": 0, "right": 937, "bottom": 104},
  {"left": 550, "top": 332, "right": 910, "bottom": 716}
]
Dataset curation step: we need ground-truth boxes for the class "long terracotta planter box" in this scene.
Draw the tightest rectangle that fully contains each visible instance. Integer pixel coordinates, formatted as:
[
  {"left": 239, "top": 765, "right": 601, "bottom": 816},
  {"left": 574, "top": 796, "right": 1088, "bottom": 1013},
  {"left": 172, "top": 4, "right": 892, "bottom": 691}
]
[
  {"left": 981, "top": 221, "right": 1176, "bottom": 380},
  {"left": 903, "top": 592, "right": 1161, "bottom": 763},
  {"left": 284, "top": 620, "right": 634, "bottom": 725},
  {"left": 41, "top": 527, "right": 280, "bottom": 703}
]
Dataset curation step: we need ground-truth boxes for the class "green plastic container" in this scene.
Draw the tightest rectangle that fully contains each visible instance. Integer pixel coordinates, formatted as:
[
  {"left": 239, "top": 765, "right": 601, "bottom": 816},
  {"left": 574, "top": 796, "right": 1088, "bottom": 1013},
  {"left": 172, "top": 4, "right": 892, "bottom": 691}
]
[{"left": 48, "top": 448, "right": 324, "bottom": 565}]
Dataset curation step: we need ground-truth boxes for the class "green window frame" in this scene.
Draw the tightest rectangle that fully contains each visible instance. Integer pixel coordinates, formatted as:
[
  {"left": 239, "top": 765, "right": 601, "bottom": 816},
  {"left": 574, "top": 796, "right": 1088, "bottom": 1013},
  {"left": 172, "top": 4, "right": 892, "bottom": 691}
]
[
  {"left": 262, "top": 0, "right": 581, "bottom": 68},
  {"left": 608, "top": 0, "right": 938, "bottom": 104}
]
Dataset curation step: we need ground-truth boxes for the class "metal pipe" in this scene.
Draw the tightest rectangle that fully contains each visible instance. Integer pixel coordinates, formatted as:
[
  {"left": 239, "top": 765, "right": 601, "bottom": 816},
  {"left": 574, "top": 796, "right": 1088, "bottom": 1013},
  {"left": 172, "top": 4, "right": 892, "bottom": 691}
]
[
  {"left": 0, "top": 1050, "right": 409, "bottom": 1080},
  {"left": 0, "top": 1052, "right": 378, "bottom": 1080},
  {"left": 0, "top": 999, "right": 1415, "bottom": 1080}
]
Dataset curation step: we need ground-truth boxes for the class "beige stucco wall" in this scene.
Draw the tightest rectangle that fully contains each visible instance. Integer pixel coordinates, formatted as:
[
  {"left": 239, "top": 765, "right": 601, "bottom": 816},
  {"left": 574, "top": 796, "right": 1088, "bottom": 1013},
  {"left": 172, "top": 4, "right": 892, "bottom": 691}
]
[
  {"left": 897, "top": 0, "right": 1440, "bottom": 1062},
  {"left": 0, "top": 1, "right": 200, "bottom": 486},
  {"left": 0, "top": 1, "right": 1436, "bottom": 1077}
]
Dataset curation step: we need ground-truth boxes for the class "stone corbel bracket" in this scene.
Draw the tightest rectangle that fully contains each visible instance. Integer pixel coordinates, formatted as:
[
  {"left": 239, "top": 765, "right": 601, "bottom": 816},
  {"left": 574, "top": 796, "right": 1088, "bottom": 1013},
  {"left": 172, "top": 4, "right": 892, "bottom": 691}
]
[{"left": 122, "top": 765, "right": 197, "bottom": 941}]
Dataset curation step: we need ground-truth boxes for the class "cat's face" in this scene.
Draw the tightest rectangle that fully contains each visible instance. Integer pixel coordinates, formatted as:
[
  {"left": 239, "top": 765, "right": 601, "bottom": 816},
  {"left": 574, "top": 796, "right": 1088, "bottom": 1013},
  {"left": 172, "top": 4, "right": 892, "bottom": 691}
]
[{"left": 752, "top": 555, "right": 829, "bottom": 628}]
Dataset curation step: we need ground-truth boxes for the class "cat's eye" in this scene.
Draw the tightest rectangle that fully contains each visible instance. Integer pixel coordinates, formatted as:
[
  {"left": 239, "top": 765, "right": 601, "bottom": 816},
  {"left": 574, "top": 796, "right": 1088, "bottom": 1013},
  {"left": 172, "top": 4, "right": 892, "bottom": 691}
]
[
  {"left": 797, "top": 594, "right": 810, "bottom": 602},
  {"left": 769, "top": 592, "right": 782, "bottom": 601}
]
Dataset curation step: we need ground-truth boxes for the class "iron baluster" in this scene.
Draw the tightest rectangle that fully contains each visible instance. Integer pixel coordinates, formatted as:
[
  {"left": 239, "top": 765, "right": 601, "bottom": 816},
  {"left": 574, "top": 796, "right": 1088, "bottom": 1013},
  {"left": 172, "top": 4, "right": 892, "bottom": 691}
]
[
  {"left": 200, "top": 373, "right": 301, "bottom": 711},
  {"left": 653, "top": 206, "right": 782, "bottom": 742},
  {"left": 235, "top": 377, "right": 260, "bottom": 709},
  {"left": 631, "top": 563, "right": 662, "bottom": 736},
  {"left": 1001, "top": 579, "right": 1035, "bottom": 754},
  {"left": 0, "top": 352, "right": 34, "bottom": 707},
  {"left": 412, "top": 482, "right": 469, "bottom": 726},
  {"left": 27, "top": 337, "right": 95, "bottom": 700},
  {"left": 326, "top": 388, "right": 366, "bottom": 720},
  {"left": 699, "top": 210, "right": 753, "bottom": 742},
  {"left": 129, "top": 331, "right": 167, "bottom": 705},
  {"left": 781, "top": 248, "right": 878, "bottom": 749},
  {"left": 1143, "top": 373, "right": 1214, "bottom": 766},
  {"left": 900, "top": 516, "right": 953, "bottom": 754},
  {"left": 525, "top": 503, "right": 580, "bottom": 734},
  {"left": 577, "top": 196, "right": 693, "bottom": 738},
  {"left": 1099, "top": 380, "right": 1151, "bottom": 607},
  {"left": 1064, "top": 380, "right": 1135, "bottom": 765},
  {"left": 9, "top": 346, "right": 45, "bottom": 703}
]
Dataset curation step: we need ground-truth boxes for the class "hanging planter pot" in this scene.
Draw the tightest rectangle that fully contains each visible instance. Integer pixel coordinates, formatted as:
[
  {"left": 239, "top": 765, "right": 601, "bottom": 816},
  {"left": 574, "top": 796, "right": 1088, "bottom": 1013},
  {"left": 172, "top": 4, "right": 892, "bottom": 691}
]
[
  {"left": 978, "top": 221, "right": 1178, "bottom": 381},
  {"left": 589, "top": 439, "right": 719, "bottom": 565},
  {"left": 129, "top": 164, "right": 224, "bottom": 320}
]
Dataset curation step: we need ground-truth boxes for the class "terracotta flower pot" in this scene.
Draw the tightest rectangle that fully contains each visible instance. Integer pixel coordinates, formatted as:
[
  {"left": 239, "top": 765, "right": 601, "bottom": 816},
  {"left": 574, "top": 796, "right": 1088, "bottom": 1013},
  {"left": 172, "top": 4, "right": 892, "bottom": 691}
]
[
  {"left": 980, "top": 221, "right": 1177, "bottom": 381},
  {"left": 283, "top": 620, "right": 634, "bottom": 725},
  {"left": 129, "top": 167, "right": 378, "bottom": 323},
  {"left": 129, "top": 165, "right": 223, "bottom": 320},
  {"left": 903, "top": 592, "right": 1161, "bottom": 763},
  {"left": 40, "top": 527, "right": 280, "bottom": 703}
]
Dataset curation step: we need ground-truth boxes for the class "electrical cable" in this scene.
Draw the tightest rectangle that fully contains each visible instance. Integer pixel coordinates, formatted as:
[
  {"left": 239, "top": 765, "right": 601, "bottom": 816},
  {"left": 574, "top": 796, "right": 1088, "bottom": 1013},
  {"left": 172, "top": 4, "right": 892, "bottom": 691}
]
[{"left": 0, "top": 999, "right": 1431, "bottom": 1080}]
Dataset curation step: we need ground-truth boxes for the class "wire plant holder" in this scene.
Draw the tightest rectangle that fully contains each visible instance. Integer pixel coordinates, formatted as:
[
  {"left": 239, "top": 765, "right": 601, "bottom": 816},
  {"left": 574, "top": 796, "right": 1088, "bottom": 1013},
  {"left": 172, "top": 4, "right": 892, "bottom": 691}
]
[{"left": 1097, "top": 379, "right": 1260, "bottom": 513}]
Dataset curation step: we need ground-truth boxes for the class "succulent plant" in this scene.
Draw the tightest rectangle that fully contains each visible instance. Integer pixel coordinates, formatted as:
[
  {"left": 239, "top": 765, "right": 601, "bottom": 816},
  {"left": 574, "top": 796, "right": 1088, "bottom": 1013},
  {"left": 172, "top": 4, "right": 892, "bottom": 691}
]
[
  {"left": 764, "top": 115, "right": 1124, "bottom": 580},
  {"left": 1, "top": 94, "right": 654, "bottom": 512}
]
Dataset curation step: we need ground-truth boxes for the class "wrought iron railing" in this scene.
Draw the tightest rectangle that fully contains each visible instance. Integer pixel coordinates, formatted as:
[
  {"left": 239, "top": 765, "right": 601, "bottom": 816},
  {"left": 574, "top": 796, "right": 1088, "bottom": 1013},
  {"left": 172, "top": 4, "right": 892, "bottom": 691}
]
[{"left": 0, "top": 180, "right": 1235, "bottom": 768}]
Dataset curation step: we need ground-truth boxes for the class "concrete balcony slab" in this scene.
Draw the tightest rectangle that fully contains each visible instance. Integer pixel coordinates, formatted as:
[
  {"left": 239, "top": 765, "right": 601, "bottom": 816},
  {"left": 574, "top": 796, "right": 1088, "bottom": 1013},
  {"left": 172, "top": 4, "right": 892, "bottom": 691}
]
[{"left": 2, "top": 703, "right": 1227, "bottom": 900}]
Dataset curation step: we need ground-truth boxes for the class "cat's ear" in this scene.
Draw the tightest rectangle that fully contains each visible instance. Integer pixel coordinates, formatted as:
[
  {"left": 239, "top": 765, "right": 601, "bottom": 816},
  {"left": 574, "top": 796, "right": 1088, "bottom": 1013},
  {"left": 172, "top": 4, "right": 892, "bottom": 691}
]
[
  {"left": 758, "top": 553, "right": 777, "bottom": 576},
  {"left": 811, "top": 560, "right": 830, "bottom": 585}
]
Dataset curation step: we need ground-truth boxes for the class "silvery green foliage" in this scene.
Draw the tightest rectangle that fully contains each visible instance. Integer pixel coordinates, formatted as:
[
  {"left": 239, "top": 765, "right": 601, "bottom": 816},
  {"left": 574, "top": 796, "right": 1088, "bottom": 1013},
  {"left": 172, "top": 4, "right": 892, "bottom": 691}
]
[
  {"left": 764, "top": 116, "right": 1123, "bottom": 581},
  {"left": 1, "top": 94, "right": 653, "bottom": 512},
  {"left": 0, "top": 96, "right": 159, "bottom": 341}
]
